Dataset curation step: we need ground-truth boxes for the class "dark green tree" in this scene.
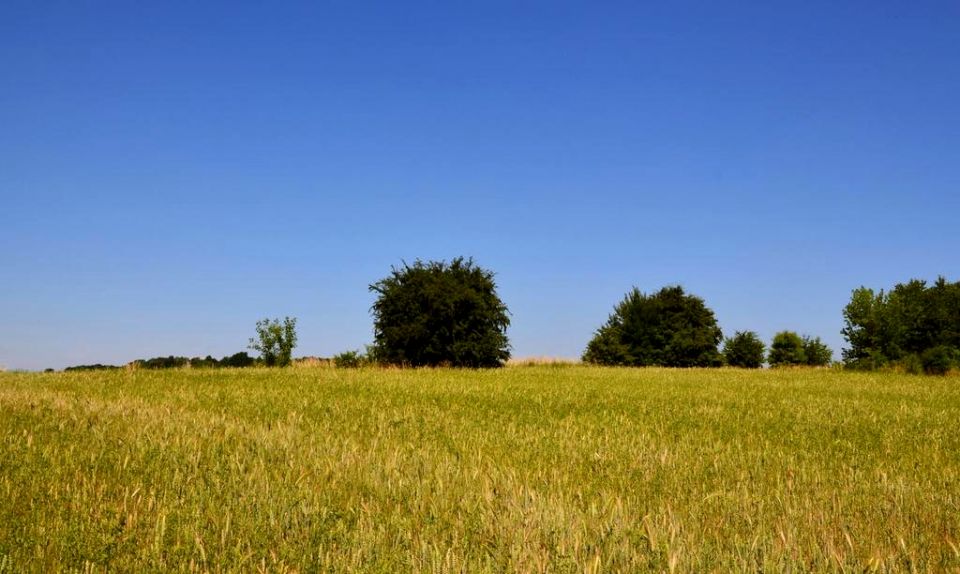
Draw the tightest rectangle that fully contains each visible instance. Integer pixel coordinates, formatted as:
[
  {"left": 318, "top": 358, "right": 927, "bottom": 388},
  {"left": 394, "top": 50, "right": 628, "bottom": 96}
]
[
  {"left": 921, "top": 345, "right": 958, "bottom": 376},
  {"left": 369, "top": 258, "right": 510, "bottom": 367},
  {"left": 583, "top": 286, "right": 723, "bottom": 367},
  {"left": 249, "top": 317, "right": 298, "bottom": 367},
  {"left": 722, "top": 331, "right": 766, "bottom": 368},
  {"left": 841, "top": 287, "right": 888, "bottom": 368},
  {"left": 801, "top": 336, "right": 833, "bottom": 367},
  {"left": 221, "top": 351, "right": 255, "bottom": 368},
  {"left": 842, "top": 277, "right": 960, "bottom": 371},
  {"left": 768, "top": 331, "right": 806, "bottom": 367}
]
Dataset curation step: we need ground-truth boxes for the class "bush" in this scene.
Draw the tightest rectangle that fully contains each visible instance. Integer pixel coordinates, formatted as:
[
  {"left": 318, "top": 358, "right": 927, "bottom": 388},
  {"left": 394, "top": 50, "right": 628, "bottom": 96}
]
[
  {"left": 722, "top": 331, "right": 765, "bottom": 368},
  {"left": 768, "top": 331, "right": 805, "bottom": 367},
  {"left": 844, "top": 349, "right": 888, "bottom": 371},
  {"left": 583, "top": 286, "right": 723, "bottom": 367},
  {"left": 921, "top": 345, "right": 958, "bottom": 375},
  {"left": 801, "top": 336, "right": 833, "bottom": 367},
  {"left": 899, "top": 353, "right": 924, "bottom": 375},
  {"left": 333, "top": 350, "right": 365, "bottom": 368},
  {"left": 221, "top": 352, "right": 255, "bottom": 368},
  {"left": 369, "top": 258, "right": 511, "bottom": 368},
  {"left": 63, "top": 364, "right": 120, "bottom": 372},
  {"left": 139, "top": 356, "right": 190, "bottom": 369},
  {"left": 189, "top": 356, "right": 220, "bottom": 369}
]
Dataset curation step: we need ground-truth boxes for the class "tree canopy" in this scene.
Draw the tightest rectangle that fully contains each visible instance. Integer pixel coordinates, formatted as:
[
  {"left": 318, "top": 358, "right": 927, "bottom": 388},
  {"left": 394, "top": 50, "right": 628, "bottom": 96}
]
[
  {"left": 369, "top": 257, "right": 511, "bottom": 367},
  {"left": 842, "top": 277, "right": 960, "bottom": 373},
  {"left": 582, "top": 286, "right": 723, "bottom": 367},
  {"left": 722, "top": 331, "right": 766, "bottom": 368},
  {"left": 768, "top": 331, "right": 805, "bottom": 367},
  {"left": 249, "top": 317, "right": 298, "bottom": 367},
  {"left": 802, "top": 336, "right": 833, "bottom": 367}
]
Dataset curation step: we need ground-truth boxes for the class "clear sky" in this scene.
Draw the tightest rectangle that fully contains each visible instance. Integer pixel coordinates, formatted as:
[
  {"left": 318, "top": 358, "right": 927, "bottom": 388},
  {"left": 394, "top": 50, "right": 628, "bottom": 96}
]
[{"left": 2, "top": 1, "right": 958, "bottom": 371}]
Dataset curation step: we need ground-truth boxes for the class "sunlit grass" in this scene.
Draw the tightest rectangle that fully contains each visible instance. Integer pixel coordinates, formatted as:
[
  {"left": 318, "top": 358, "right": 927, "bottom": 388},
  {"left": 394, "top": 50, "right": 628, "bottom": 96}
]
[{"left": 1, "top": 366, "right": 958, "bottom": 572}]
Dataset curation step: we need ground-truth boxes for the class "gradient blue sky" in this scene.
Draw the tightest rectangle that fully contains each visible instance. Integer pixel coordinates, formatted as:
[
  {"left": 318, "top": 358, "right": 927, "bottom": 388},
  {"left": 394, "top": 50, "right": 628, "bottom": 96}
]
[{"left": 2, "top": 1, "right": 958, "bottom": 370}]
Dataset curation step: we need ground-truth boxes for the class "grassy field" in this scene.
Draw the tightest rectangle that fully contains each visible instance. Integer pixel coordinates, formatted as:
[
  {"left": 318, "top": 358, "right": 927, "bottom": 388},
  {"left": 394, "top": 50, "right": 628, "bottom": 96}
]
[{"left": 1, "top": 366, "right": 958, "bottom": 572}]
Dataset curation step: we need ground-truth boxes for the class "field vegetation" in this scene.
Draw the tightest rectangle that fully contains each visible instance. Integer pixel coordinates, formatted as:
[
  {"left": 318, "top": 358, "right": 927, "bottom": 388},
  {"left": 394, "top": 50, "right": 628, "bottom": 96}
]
[{"left": 2, "top": 366, "right": 959, "bottom": 572}]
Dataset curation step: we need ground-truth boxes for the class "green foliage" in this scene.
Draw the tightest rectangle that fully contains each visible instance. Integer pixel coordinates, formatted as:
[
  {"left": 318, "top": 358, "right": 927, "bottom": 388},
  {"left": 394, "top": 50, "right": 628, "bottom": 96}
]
[
  {"left": 722, "top": 331, "right": 765, "bottom": 368},
  {"left": 581, "top": 324, "right": 632, "bottom": 366},
  {"left": 841, "top": 287, "right": 886, "bottom": 368},
  {"left": 248, "top": 317, "right": 298, "bottom": 367},
  {"left": 768, "top": 331, "right": 805, "bottom": 367},
  {"left": 369, "top": 258, "right": 511, "bottom": 367},
  {"left": 63, "top": 352, "right": 254, "bottom": 372},
  {"left": 188, "top": 355, "right": 220, "bottom": 369},
  {"left": 801, "top": 336, "right": 833, "bottom": 367},
  {"left": 62, "top": 363, "right": 120, "bottom": 372},
  {"left": 842, "top": 277, "right": 960, "bottom": 372},
  {"left": 138, "top": 356, "right": 190, "bottom": 369},
  {"left": 921, "top": 345, "right": 958, "bottom": 375},
  {"left": 131, "top": 352, "right": 255, "bottom": 370},
  {"left": 220, "top": 351, "right": 255, "bottom": 368},
  {"left": 333, "top": 350, "right": 366, "bottom": 368},
  {"left": 583, "top": 286, "right": 723, "bottom": 367}
]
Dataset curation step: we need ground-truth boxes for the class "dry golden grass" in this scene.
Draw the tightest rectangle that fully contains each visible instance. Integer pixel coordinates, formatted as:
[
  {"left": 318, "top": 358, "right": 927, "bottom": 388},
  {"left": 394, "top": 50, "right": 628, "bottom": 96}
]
[
  {"left": 1, "top": 366, "right": 958, "bottom": 572},
  {"left": 506, "top": 356, "right": 580, "bottom": 367}
]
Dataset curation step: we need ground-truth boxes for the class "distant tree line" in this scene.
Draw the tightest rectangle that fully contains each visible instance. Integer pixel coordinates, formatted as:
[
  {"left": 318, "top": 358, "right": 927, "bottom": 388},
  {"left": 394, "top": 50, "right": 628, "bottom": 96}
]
[
  {"left": 134, "top": 352, "right": 257, "bottom": 369},
  {"left": 580, "top": 286, "right": 835, "bottom": 369},
  {"left": 63, "top": 352, "right": 256, "bottom": 371},
  {"left": 56, "top": 259, "right": 957, "bottom": 376},
  {"left": 64, "top": 363, "right": 122, "bottom": 372}
]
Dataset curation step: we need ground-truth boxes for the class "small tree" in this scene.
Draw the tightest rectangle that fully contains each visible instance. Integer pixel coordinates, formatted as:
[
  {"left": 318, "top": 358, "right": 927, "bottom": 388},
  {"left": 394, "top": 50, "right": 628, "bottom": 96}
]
[
  {"left": 802, "top": 336, "right": 833, "bottom": 367},
  {"left": 722, "top": 331, "right": 766, "bottom": 368},
  {"left": 249, "top": 317, "right": 298, "bottom": 367},
  {"left": 583, "top": 286, "right": 723, "bottom": 367},
  {"left": 369, "top": 258, "right": 510, "bottom": 367},
  {"left": 768, "top": 331, "right": 805, "bottom": 367}
]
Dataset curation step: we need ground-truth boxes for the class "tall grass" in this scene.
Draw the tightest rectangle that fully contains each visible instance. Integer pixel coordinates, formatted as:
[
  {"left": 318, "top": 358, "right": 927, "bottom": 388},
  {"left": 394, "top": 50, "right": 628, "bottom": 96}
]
[{"left": 1, "top": 367, "right": 958, "bottom": 572}]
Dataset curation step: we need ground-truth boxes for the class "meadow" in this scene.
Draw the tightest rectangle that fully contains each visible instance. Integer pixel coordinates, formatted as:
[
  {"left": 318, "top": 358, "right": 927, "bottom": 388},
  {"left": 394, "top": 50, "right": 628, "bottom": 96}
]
[{"left": 1, "top": 366, "right": 958, "bottom": 572}]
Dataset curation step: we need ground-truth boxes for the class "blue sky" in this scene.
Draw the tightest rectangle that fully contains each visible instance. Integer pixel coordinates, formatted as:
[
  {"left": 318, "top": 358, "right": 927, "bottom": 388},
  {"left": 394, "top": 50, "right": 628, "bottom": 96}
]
[{"left": 2, "top": 1, "right": 958, "bottom": 370}]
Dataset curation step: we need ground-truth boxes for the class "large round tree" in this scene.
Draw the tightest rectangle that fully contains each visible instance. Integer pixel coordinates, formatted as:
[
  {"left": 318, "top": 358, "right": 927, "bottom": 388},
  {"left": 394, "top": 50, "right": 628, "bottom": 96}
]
[
  {"left": 369, "top": 257, "right": 511, "bottom": 367},
  {"left": 582, "top": 286, "right": 723, "bottom": 367}
]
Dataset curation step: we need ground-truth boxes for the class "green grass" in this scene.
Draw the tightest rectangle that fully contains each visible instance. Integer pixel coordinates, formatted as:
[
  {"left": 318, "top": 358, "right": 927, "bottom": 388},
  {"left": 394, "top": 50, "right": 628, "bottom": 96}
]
[{"left": 1, "top": 366, "right": 959, "bottom": 572}]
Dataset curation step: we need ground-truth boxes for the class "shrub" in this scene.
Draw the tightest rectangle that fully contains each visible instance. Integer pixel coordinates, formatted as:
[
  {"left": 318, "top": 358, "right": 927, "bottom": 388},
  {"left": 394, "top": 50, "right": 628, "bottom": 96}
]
[
  {"left": 722, "top": 331, "right": 765, "bottom": 368},
  {"left": 369, "top": 258, "right": 511, "bottom": 368},
  {"left": 189, "top": 356, "right": 220, "bottom": 369},
  {"left": 801, "top": 336, "right": 833, "bottom": 367},
  {"left": 921, "top": 345, "right": 957, "bottom": 375},
  {"left": 768, "top": 331, "right": 805, "bottom": 367},
  {"left": 221, "top": 352, "right": 255, "bottom": 368},
  {"left": 63, "top": 364, "right": 121, "bottom": 372},
  {"left": 583, "top": 286, "right": 723, "bottom": 367},
  {"left": 333, "top": 350, "right": 365, "bottom": 368},
  {"left": 139, "top": 356, "right": 190, "bottom": 369},
  {"left": 899, "top": 353, "right": 924, "bottom": 375}
]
